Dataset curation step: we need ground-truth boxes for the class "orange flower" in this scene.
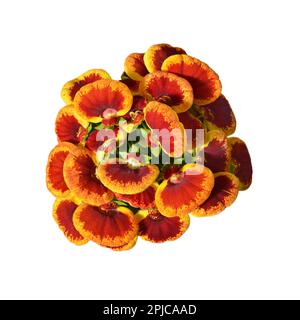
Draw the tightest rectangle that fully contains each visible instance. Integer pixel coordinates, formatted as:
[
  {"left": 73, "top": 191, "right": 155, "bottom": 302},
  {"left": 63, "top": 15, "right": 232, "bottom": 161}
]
[
  {"left": 96, "top": 159, "right": 159, "bottom": 195},
  {"left": 135, "top": 209, "right": 190, "bottom": 243},
  {"left": 124, "top": 53, "right": 148, "bottom": 81},
  {"left": 139, "top": 71, "right": 193, "bottom": 113},
  {"left": 155, "top": 164, "right": 214, "bottom": 217},
  {"left": 191, "top": 172, "right": 239, "bottom": 217},
  {"left": 61, "top": 69, "right": 111, "bottom": 104},
  {"left": 63, "top": 147, "right": 114, "bottom": 206},
  {"left": 144, "top": 43, "right": 186, "bottom": 72},
  {"left": 74, "top": 79, "right": 133, "bottom": 123},
  {"left": 46, "top": 142, "right": 77, "bottom": 197},
  {"left": 55, "top": 105, "right": 88, "bottom": 144},
  {"left": 73, "top": 203, "right": 138, "bottom": 248},
  {"left": 144, "top": 101, "right": 186, "bottom": 157},
  {"left": 161, "top": 54, "right": 222, "bottom": 105},
  {"left": 52, "top": 196, "right": 88, "bottom": 245}
]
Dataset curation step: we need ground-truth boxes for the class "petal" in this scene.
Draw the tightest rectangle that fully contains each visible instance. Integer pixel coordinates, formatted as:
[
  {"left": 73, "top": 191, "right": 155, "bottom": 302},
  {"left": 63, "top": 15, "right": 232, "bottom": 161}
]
[
  {"left": 120, "top": 72, "right": 140, "bottom": 95},
  {"left": 178, "top": 111, "right": 204, "bottom": 150},
  {"left": 46, "top": 142, "right": 77, "bottom": 197},
  {"left": 105, "top": 236, "right": 138, "bottom": 251},
  {"left": 74, "top": 79, "right": 133, "bottom": 123},
  {"left": 155, "top": 164, "right": 214, "bottom": 217},
  {"left": 163, "top": 165, "right": 182, "bottom": 180},
  {"left": 198, "top": 94, "right": 236, "bottom": 135},
  {"left": 161, "top": 54, "right": 222, "bottom": 105},
  {"left": 124, "top": 53, "right": 148, "bottom": 81},
  {"left": 135, "top": 209, "right": 190, "bottom": 243},
  {"left": 115, "top": 183, "right": 157, "bottom": 209},
  {"left": 61, "top": 69, "right": 111, "bottom": 104},
  {"left": 131, "top": 95, "right": 147, "bottom": 111},
  {"left": 85, "top": 130, "right": 102, "bottom": 153},
  {"left": 144, "top": 101, "right": 186, "bottom": 157},
  {"left": 191, "top": 172, "right": 239, "bottom": 217},
  {"left": 73, "top": 204, "right": 138, "bottom": 247},
  {"left": 139, "top": 71, "right": 193, "bottom": 113},
  {"left": 63, "top": 147, "right": 114, "bottom": 205},
  {"left": 204, "top": 130, "right": 230, "bottom": 173},
  {"left": 52, "top": 197, "right": 88, "bottom": 245},
  {"left": 55, "top": 105, "right": 88, "bottom": 144},
  {"left": 228, "top": 137, "right": 253, "bottom": 190},
  {"left": 144, "top": 43, "right": 186, "bottom": 73},
  {"left": 102, "top": 117, "right": 117, "bottom": 126},
  {"left": 96, "top": 159, "right": 159, "bottom": 195},
  {"left": 85, "top": 129, "right": 118, "bottom": 154}
]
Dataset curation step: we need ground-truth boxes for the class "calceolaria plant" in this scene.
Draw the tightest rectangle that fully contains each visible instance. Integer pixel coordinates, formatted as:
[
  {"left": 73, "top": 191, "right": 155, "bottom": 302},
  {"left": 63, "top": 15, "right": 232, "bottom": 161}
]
[{"left": 46, "top": 43, "right": 252, "bottom": 251}]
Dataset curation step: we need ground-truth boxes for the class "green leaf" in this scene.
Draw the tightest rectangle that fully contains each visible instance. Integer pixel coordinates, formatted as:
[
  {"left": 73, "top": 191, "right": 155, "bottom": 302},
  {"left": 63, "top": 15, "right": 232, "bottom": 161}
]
[
  {"left": 113, "top": 199, "right": 129, "bottom": 206},
  {"left": 94, "top": 123, "right": 105, "bottom": 130}
]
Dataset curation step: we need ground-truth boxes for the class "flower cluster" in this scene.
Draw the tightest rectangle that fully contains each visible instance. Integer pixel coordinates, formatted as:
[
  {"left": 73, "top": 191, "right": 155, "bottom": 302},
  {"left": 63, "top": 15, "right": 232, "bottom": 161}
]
[{"left": 46, "top": 43, "right": 252, "bottom": 251}]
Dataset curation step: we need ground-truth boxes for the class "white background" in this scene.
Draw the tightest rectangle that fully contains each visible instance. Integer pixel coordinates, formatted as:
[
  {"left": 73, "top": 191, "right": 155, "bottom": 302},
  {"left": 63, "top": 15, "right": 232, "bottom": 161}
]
[{"left": 0, "top": 0, "right": 299, "bottom": 299}]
